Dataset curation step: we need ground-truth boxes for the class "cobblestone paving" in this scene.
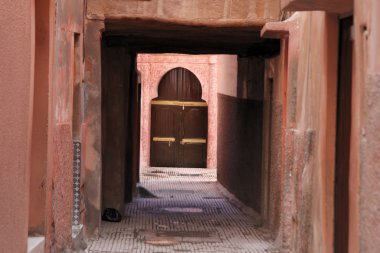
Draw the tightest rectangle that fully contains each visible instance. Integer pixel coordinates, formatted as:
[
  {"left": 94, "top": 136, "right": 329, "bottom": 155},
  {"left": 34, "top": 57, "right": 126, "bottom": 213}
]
[{"left": 86, "top": 168, "right": 282, "bottom": 253}]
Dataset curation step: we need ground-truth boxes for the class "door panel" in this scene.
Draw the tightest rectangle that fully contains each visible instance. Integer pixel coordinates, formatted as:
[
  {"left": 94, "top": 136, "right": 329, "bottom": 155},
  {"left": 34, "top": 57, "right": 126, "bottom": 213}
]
[
  {"left": 182, "top": 144, "right": 207, "bottom": 168},
  {"left": 180, "top": 107, "right": 207, "bottom": 168},
  {"left": 150, "top": 106, "right": 177, "bottom": 167}
]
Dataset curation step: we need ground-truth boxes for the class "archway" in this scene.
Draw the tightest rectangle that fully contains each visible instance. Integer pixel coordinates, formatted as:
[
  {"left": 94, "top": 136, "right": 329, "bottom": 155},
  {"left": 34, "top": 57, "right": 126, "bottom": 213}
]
[{"left": 150, "top": 67, "right": 208, "bottom": 168}]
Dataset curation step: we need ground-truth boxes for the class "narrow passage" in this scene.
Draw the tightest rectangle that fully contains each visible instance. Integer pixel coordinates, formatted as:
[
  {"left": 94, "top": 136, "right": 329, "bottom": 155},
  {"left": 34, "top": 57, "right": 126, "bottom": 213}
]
[{"left": 86, "top": 168, "right": 281, "bottom": 253}]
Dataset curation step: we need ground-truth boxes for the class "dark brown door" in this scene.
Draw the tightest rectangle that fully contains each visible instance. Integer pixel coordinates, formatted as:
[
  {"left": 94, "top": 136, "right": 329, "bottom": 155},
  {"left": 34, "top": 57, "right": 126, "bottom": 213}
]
[
  {"left": 180, "top": 107, "right": 207, "bottom": 167},
  {"left": 334, "top": 16, "right": 353, "bottom": 253},
  {"left": 150, "top": 68, "right": 207, "bottom": 168}
]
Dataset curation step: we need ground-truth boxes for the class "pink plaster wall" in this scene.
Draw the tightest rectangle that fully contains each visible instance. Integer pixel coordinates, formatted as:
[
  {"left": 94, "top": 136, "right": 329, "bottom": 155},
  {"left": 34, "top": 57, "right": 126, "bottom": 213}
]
[
  {"left": 262, "top": 12, "right": 339, "bottom": 253},
  {"left": 45, "top": 0, "right": 84, "bottom": 251},
  {"left": 0, "top": 1, "right": 34, "bottom": 252},
  {"left": 350, "top": 0, "right": 380, "bottom": 252},
  {"left": 137, "top": 54, "right": 218, "bottom": 169},
  {"left": 29, "top": 0, "right": 51, "bottom": 235}
]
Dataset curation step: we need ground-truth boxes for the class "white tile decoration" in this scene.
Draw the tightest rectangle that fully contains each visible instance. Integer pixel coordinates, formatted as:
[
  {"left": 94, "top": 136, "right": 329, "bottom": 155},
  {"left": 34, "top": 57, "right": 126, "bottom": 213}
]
[{"left": 73, "top": 141, "right": 81, "bottom": 226}]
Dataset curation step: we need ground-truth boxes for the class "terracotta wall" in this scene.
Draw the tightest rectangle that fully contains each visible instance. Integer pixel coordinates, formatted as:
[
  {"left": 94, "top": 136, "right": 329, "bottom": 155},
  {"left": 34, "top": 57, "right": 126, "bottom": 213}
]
[
  {"left": 217, "top": 57, "right": 265, "bottom": 213},
  {"left": 29, "top": 0, "right": 51, "bottom": 235},
  {"left": 263, "top": 3, "right": 380, "bottom": 252},
  {"left": 261, "top": 48, "right": 286, "bottom": 237},
  {"left": 350, "top": 0, "right": 380, "bottom": 252},
  {"left": 87, "top": 0, "right": 280, "bottom": 26},
  {"left": 0, "top": 1, "right": 34, "bottom": 252},
  {"left": 263, "top": 12, "right": 339, "bottom": 253},
  {"left": 137, "top": 54, "right": 219, "bottom": 169},
  {"left": 45, "top": 0, "right": 85, "bottom": 251},
  {"left": 83, "top": 19, "right": 104, "bottom": 237}
]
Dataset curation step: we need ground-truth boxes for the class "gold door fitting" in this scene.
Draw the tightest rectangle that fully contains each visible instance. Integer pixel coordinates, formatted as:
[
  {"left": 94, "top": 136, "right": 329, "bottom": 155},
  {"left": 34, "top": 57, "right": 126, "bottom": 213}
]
[
  {"left": 153, "top": 137, "right": 175, "bottom": 142},
  {"left": 180, "top": 138, "right": 207, "bottom": 145},
  {"left": 151, "top": 100, "right": 208, "bottom": 107}
]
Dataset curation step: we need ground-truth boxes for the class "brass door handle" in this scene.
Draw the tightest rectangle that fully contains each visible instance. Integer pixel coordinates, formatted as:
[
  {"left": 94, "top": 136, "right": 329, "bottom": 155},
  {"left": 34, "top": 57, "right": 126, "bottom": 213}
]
[
  {"left": 153, "top": 137, "right": 175, "bottom": 142},
  {"left": 180, "top": 138, "right": 207, "bottom": 145},
  {"left": 153, "top": 137, "right": 175, "bottom": 147}
]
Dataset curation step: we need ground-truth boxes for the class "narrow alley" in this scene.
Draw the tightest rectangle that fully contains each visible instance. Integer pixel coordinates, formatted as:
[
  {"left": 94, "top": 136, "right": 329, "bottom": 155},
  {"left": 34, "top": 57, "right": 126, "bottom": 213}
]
[
  {"left": 86, "top": 168, "right": 280, "bottom": 253},
  {"left": 2, "top": 1, "right": 380, "bottom": 253}
]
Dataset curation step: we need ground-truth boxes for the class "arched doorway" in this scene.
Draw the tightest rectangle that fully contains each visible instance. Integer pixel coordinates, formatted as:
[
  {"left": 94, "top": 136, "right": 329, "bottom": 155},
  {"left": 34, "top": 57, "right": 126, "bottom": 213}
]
[{"left": 150, "top": 67, "right": 208, "bottom": 168}]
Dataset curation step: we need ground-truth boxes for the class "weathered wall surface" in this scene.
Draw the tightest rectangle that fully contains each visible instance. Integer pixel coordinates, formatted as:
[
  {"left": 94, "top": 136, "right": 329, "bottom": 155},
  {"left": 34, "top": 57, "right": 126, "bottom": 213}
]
[
  {"left": 87, "top": 0, "right": 280, "bottom": 26},
  {"left": 350, "top": 0, "right": 380, "bottom": 252},
  {"left": 217, "top": 57, "right": 265, "bottom": 213},
  {"left": 261, "top": 48, "right": 286, "bottom": 237},
  {"left": 137, "top": 54, "right": 219, "bottom": 169},
  {"left": 83, "top": 19, "right": 104, "bottom": 237},
  {"left": 0, "top": 1, "right": 34, "bottom": 252},
  {"left": 45, "top": 0, "right": 85, "bottom": 251},
  {"left": 263, "top": 12, "right": 339, "bottom": 253}
]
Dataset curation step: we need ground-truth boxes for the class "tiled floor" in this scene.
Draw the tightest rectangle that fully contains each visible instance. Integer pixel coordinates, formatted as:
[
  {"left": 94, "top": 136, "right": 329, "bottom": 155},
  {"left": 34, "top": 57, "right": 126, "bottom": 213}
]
[{"left": 86, "top": 167, "right": 282, "bottom": 253}]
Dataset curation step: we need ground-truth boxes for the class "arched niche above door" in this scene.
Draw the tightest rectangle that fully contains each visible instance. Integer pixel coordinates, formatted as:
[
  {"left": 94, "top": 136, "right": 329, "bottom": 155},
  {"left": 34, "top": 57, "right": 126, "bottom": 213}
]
[{"left": 156, "top": 67, "right": 204, "bottom": 102}]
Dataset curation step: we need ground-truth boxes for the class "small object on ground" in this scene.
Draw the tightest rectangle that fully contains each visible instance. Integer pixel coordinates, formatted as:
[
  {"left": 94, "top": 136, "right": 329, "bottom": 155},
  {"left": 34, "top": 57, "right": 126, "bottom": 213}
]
[{"left": 102, "top": 208, "right": 122, "bottom": 222}]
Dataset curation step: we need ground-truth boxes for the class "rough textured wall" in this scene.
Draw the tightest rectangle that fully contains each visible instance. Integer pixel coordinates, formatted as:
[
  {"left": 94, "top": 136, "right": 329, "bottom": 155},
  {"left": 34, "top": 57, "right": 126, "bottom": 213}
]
[
  {"left": 262, "top": 51, "right": 286, "bottom": 238},
  {"left": 87, "top": 0, "right": 280, "bottom": 26},
  {"left": 82, "top": 20, "right": 104, "bottom": 236},
  {"left": 83, "top": 19, "right": 104, "bottom": 237},
  {"left": 46, "top": 0, "right": 85, "bottom": 251},
  {"left": 351, "top": 0, "right": 380, "bottom": 252},
  {"left": 0, "top": 1, "right": 34, "bottom": 252},
  {"left": 52, "top": 124, "right": 73, "bottom": 251},
  {"left": 268, "top": 12, "right": 339, "bottom": 253},
  {"left": 217, "top": 57, "right": 265, "bottom": 213},
  {"left": 137, "top": 54, "right": 219, "bottom": 169}
]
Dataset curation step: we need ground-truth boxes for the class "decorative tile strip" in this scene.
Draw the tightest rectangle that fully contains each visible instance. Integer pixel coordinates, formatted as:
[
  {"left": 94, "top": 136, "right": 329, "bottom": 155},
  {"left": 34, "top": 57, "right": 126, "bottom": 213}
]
[{"left": 72, "top": 141, "right": 81, "bottom": 226}]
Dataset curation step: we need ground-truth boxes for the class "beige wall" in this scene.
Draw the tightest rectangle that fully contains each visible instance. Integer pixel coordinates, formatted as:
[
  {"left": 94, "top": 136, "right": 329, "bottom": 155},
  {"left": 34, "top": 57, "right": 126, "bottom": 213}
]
[
  {"left": 0, "top": 0, "right": 35, "bottom": 252},
  {"left": 216, "top": 55, "right": 238, "bottom": 97}
]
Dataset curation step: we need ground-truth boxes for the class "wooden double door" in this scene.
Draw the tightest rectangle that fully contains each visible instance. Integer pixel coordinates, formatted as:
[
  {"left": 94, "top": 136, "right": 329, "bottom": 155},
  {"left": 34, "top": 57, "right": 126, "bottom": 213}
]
[{"left": 150, "top": 68, "right": 207, "bottom": 168}]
